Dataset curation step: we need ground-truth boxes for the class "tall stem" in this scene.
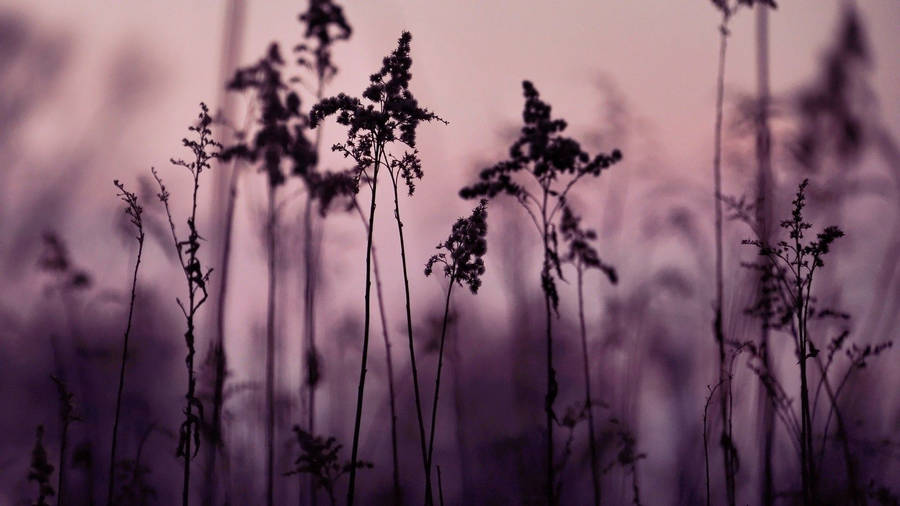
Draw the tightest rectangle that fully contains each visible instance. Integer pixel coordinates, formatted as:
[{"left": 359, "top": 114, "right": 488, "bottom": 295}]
[
  {"left": 577, "top": 265, "right": 601, "bottom": 506},
  {"left": 346, "top": 150, "right": 381, "bottom": 506},
  {"left": 794, "top": 230, "right": 814, "bottom": 505},
  {"left": 712, "top": 12, "right": 737, "bottom": 506},
  {"left": 265, "top": 184, "right": 277, "bottom": 506},
  {"left": 181, "top": 166, "right": 203, "bottom": 506},
  {"left": 107, "top": 231, "right": 144, "bottom": 505},
  {"left": 208, "top": 160, "right": 237, "bottom": 504},
  {"left": 754, "top": 5, "right": 776, "bottom": 506},
  {"left": 425, "top": 277, "right": 455, "bottom": 500},
  {"left": 354, "top": 200, "right": 402, "bottom": 505},
  {"left": 390, "top": 178, "right": 432, "bottom": 504},
  {"left": 541, "top": 191, "right": 555, "bottom": 506},
  {"left": 303, "top": 66, "right": 328, "bottom": 506},
  {"left": 302, "top": 193, "right": 319, "bottom": 506},
  {"left": 206, "top": 1, "right": 247, "bottom": 492}
]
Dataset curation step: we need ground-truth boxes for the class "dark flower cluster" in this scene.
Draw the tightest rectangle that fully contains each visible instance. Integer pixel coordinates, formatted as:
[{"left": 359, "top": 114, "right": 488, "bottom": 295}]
[
  {"left": 459, "top": 81, "right": 621, "bottom": 202},
  {"left": 425, "top": 199, "right": 489, "bottom": 294},
  {"left": 310, "top": 31, "right": 443, "bottom": 192},
  {"left": 295, "top": 0, "right": 352, "bottom": 84},
  {"left": 222, "top": 44, "right": 317, "bottom": 188},
  {"left": 169, "top": 102, "right": 221, "bottom": 180},
  {"left": 742, "top": 180, "right": 845, "bottom": 331},
  {"left": 560, "top": 205, "right": 617, "bottom": 285},
  {"left": 114, "top": 179, "right": 144, "bottom": 243},
  {"left": 305, "top": 168, "right": 358, "bottom": 216},
  {"left": 460, "top": 80, "right": 621, "bottom": 313}
]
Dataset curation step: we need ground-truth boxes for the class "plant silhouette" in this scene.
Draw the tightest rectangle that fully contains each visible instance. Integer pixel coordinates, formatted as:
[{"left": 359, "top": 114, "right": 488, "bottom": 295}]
[
  {"left": 460, "top": 80, "right": 621, "bottom": 505},
  {"left": 310, "top": 30, "right": 443, "bottom": 506}
]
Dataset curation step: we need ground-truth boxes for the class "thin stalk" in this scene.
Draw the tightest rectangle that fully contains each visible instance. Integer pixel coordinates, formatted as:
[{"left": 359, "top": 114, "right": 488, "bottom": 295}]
[
  {"left": 207, "top": 110, "right": 252, "bottom": 506},
  {"left": 180, "top": 168, "right": 202, "bottom": 506},
  {"left": 754, "top": 5, "right": 776, "bottom": 505},
  {"left": 425, "top": 276, "right": 455, "bottom": 501},
  {"left": 155, "top": 109, "right": 215, "bottom": 506},
  {"left": 812, "top": 357, "right": 863, "bottom": 505},
  {"left": 437, "top": 466, "right": 446, "bottom": 506},
  {"left": 107, "top": 221, "right": 145, "bottom": 506},
  {"left": 389, "top": 172, "right": 432, "bottom": 504},
  {"left": 354, "top": 199, "right": 402, "bottom": 504},
  {"left": 576, "top": 265, "right": 601, "bottom": 506},
  {"left": 346, "top": 145, "right": 382, "bottom": 506},
  {"left": 207, "top": 158, "right": 236, "bottom": 501},
  {"left": 541, "top": 191, "right": 556, "bottom": 506},
  {"left": 449, "top": 322, "right": 469, "bottom": 504},
  {"left": 265, "top": 183, "right": 277, "bottom": 506},
  {"left": 792, "top": 224, "right": 816, "bottom": 505},
  {"left": 703, "top": 382, "right": 722, "bottom": 506},
  {"left": 302, "top": 64, "right": 328, "bottom": 506},
  {"left": 712, "top": 10, "right": 737, "bottom": 506}
]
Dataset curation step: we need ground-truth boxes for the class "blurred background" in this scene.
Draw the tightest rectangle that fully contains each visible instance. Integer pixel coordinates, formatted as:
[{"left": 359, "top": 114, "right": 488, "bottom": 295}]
[{"left": 1, "top": 0, "right": 898, "bottom": 504}]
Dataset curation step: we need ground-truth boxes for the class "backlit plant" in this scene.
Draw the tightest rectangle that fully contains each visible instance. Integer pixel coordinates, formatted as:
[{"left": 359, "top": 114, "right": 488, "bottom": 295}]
[
  {"left": 559, "top": 205, "right": 616, "bottom": 505},
  {"left": 424, "top": 199, "right": 488, "bottom": 496},
  {"left": 460, "top": 80, "right": 621, "bottom": 505},
  {"left": 152, "top": 103, "right": 219, "bottom": 506},
  {"left": 310, "top": 30, "right": 443, "bottom": 505}
]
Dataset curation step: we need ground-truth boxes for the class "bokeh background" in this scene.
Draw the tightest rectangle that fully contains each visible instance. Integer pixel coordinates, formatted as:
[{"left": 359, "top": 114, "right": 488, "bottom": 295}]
[{"left": 1, "top": 1, "right": 898, "bottom": 504}]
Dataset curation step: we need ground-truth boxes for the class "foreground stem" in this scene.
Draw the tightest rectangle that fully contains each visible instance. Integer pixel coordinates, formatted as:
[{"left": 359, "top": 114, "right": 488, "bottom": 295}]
[
  {"left": 390, "top": 178, "right": 433, "bottom": 504},
  {"left": 425, "top": 277, "right": 455, "bottom": 501},
  {"left": 346, "top": 154, "right": 381, "bottom": 506},
  {"left": 354, "top": 199, "right": 402, "bottom": 504},
  {"left": 265, "top": 184, "right": 277, "bottom": 506},
  {"left": 107, "top": 228, "right": 144, "bottom": 505}
]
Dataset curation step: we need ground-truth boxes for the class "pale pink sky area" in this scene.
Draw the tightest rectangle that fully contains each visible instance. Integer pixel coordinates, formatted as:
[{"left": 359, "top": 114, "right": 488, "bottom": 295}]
[{"left": 3, "top": 0, "right": 898, "bottom": 385}]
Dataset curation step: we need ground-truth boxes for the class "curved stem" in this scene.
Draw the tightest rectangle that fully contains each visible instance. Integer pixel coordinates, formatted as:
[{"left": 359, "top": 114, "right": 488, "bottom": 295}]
[
  {"left": 389, "top": 178, "right": 433, "bottom": 504},
  {"left": 107, "top": 232, "right": 144, "bottom": 505},
  {"left": 265, "top": 184, "right": 277, "bottom": 506},
  {"left": 540, "top": 191, "right": 556, "bottom": 506},
  {"left": 353, "top": 199, "right": 402, "bottom": 504},
  {"left": 425, "top": 277, "right": 455, "bottom": 501},
  {"left": 346, "top": 147, "right": 381, "bottom": 506}
]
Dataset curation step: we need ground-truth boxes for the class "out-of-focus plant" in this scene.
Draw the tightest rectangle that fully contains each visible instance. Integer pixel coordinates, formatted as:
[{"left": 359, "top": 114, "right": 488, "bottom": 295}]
[
  {"left": 706, "top": 1, "right": 776, "bottom": 503},
  {"left": 28, "top": 425, "right": 55, "bottom": 506},
  {"left": 560, "top": 205, "right": 616, "bottom": 506},
  {"left": 460, "top": 80, "right": 621, "bottom": 505},
  {"left": 152, "top": 103, "right": 219, "bottom": 506},
  {"left": 221, "top": 40, "right": 317, "bottom": 506},
  {"left": 293, "top": 8, "right": 352, "bottom": 492},
  {"left": 285, "top": 427, "right": 371, "bottom": 506},
  {"left": 310, "top": 31, "right": 443, "bottom": 505},
  {"left": 51, "top": 375, "right": 78, "bottom": 506},
  {"left": 113, "top": 423, "right": 159, "bottom": 506}
]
